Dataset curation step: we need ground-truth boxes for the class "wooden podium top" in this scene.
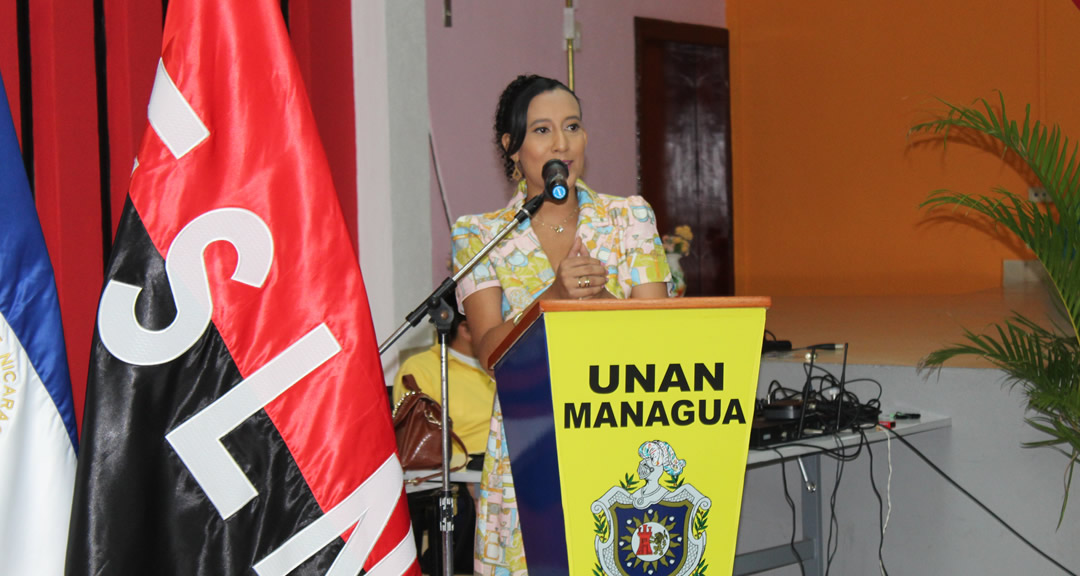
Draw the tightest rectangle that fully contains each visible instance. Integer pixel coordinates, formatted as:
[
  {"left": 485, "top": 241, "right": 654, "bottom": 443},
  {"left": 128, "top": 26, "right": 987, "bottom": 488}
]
[{"left": 489, "top": 296, "right": 772, "bottom": 369}]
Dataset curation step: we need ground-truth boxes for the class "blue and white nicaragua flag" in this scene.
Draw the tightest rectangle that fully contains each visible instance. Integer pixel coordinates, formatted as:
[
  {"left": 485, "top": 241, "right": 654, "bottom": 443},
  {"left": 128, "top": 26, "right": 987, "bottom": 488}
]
[{"left": 0, "top": 72, "right": 79, "bottom": 575}]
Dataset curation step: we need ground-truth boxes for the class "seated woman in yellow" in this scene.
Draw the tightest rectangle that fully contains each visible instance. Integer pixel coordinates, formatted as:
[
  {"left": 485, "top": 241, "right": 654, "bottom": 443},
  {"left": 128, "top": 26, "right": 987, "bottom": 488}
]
[
  {"left": 391, "top": 298, "right": 495, "bottom": 458},
  {"left": 451, "top": 74, "right": 671, "bottom": 575}
]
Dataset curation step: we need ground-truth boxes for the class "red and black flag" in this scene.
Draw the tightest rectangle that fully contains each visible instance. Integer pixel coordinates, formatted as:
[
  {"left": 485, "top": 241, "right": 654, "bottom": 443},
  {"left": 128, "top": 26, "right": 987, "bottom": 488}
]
[{"left": 65, "top": 1, "right": 418, "bottom": 574}]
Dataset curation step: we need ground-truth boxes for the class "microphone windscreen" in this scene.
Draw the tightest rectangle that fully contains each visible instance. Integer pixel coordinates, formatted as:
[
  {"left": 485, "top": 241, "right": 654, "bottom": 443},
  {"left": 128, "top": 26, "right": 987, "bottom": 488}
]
[
  {"left": 542, "top": 158, "right": 569, "bottom": 180},
  {"left": 542, "top": 159, "right": 569, "bottom": 200}
]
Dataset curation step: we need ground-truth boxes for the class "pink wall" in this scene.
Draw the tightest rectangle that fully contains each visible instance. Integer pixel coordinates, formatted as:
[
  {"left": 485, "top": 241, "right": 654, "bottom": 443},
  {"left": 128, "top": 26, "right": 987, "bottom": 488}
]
[{"left": 425, "top": 0, "right": 726, "bottom": 283}]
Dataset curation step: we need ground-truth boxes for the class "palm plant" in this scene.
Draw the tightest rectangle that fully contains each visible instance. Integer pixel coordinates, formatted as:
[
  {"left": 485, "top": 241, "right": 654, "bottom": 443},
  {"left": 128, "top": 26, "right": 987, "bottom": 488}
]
[{"left": 910, "top": 94, "right": 1080, "bottom": 525}]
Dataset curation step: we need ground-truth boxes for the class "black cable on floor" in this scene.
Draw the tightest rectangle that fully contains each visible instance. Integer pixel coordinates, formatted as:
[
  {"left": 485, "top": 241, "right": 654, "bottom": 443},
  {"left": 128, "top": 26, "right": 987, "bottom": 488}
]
[
  {"left": 825, "top": 435, "right": 848, "bottom": 575},
  {"left": 772, "top": 448, "right": 807, "bottom": 576},
  {"left": 861, "top": 430, "right": 889, "bottom": 576},
  {"left": 757, "top": 426, "right": 877, "bottom": 574},
  {"left": 889, "top": 428, "right": 1077, "bottom": 576}
]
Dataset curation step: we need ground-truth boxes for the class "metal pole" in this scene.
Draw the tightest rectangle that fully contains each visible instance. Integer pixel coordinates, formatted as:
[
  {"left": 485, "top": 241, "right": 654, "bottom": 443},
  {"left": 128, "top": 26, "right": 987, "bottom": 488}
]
[
  {"left": 566, "top": 0, "right": 575, "bottom": 90},
  {"left": 438, "top": 329, "right": 454, "bottom": 576}
]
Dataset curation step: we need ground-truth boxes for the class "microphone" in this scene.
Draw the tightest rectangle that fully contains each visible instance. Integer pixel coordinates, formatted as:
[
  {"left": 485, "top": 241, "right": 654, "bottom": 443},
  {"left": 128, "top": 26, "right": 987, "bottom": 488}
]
[{"left": 542, "top": 159, "right": 569, "bottom": 200}]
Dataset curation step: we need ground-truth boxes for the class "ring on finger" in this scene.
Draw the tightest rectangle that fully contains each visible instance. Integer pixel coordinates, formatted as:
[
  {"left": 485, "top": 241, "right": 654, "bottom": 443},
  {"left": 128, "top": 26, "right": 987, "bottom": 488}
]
[
  {"left": 583, "top": 277, "right": 591, "bottom": 288},
  {"left": 577, "top": 276, "right": 585, "bottom": 288}
]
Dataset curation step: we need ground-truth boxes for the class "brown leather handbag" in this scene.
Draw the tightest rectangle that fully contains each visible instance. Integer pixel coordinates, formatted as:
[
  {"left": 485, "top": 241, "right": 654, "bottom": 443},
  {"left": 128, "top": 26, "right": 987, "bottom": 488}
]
[{"left": 391, "top": 374, "right": 468, "bottom": 477}]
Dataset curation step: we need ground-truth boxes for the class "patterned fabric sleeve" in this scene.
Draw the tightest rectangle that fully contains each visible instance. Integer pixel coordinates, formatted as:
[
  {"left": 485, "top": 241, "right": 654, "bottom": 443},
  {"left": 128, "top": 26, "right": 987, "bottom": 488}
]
[
  {"left": 620, "top": 195, "right": 674, "bottom": 294},
  {"left": 451, "top": 214, "right": 502, "bottom": 310}
]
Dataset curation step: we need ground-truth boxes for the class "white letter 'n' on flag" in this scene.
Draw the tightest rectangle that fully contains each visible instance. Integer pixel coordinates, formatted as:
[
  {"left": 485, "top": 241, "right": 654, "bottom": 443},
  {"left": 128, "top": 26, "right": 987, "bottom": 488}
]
[
  {"left": 254, "top": 455, "right": 416, "bottom": 576},
  {"left": 166, "top": 324, "right": 342, "bottom": 519}
]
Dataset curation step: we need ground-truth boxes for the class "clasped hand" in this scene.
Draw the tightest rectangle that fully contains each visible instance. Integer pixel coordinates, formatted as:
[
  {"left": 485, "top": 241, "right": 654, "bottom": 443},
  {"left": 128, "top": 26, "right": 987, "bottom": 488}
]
[{"left": 553, "top": 236, "right": 609, "bottom": 299}]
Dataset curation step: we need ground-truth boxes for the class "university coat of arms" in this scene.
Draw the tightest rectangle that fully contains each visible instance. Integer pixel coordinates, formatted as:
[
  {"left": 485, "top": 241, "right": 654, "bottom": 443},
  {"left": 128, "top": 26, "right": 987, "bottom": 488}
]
[{"left": 591, "top": 440, "right": 711, "bottom": 576}]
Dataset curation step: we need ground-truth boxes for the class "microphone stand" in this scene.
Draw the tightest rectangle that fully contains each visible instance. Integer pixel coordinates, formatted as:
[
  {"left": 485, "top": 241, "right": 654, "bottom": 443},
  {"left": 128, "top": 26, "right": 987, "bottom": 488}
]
[
  {"left": 794, "top": 347, "right": 819, "bottom": 494},
  {"left": 377, "top": 192, "right": 544, "bottom": 576},
  {"left": 795, "top": 346, "right": 818, "bottom": 440}
]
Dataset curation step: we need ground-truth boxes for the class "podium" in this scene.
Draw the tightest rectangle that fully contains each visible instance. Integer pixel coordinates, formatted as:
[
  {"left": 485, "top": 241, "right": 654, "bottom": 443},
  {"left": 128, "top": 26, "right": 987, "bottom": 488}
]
[{"left": 490, "top": 297, "right": 770, "bottom": 576}]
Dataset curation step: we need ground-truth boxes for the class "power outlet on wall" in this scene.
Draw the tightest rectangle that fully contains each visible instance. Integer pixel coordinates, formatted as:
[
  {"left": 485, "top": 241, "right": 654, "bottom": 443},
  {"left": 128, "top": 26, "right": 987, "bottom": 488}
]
[
  {"left": 1029, "top": 186, "right": 1052, "bottom": 203},
  {"left": 1003, "top": 259, "right": 1048, "bottom": 287}
]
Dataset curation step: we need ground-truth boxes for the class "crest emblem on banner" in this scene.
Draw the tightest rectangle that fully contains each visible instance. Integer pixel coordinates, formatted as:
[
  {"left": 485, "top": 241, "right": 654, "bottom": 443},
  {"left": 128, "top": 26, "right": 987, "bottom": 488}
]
[{"left": 592, "top": 440, "right": 711, "bottom": 576}]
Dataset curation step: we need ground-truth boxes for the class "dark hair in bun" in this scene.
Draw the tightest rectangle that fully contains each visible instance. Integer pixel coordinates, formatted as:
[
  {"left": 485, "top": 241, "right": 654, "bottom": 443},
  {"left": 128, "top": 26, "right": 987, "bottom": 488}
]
[{"left": 494, "top": 75, "right": 580, "bottom": 180}]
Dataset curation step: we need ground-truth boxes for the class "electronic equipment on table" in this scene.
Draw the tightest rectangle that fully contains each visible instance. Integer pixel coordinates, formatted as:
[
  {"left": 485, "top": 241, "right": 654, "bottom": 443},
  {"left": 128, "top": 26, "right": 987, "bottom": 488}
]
[{"left": 751, "top": 343, "right": 882, "bottom": 448}]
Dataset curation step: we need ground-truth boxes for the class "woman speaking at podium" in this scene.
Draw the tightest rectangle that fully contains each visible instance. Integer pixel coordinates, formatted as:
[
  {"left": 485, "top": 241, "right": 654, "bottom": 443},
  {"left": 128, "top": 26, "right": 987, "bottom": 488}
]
[{"left": 451, "top": 74, "right": 671, "bottom": 574}]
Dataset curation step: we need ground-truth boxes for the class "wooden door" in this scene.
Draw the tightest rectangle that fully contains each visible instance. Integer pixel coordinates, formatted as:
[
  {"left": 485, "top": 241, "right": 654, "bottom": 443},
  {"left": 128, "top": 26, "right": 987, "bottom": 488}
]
[{"left": 636, "top": 18, "right": 733, "bottom": 296}]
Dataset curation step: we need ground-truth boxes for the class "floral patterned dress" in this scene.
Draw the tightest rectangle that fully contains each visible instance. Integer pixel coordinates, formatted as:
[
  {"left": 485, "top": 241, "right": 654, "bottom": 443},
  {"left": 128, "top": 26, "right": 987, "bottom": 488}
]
[{"left": 451, "top": 180, "right": 671, "bottom": 575}]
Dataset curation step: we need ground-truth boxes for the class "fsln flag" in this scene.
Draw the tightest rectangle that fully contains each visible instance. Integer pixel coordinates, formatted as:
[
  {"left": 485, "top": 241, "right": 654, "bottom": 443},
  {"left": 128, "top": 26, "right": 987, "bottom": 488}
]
[
  {"left": 0, "top": 72, "right": 79, "bottom": 575},
  {"left": 64, "top": 1, "right": 418, "bottom": 575}
]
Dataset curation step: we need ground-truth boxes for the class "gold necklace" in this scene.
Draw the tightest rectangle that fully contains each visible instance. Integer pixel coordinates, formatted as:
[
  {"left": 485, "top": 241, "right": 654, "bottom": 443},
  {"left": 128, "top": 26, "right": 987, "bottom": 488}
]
[{"left": 532, "top": 207, "right": 579, "bottom": 234}]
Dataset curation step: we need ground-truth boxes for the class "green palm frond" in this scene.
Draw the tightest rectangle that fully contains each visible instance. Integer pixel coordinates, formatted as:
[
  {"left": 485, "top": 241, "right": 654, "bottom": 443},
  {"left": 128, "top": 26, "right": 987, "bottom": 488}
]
[
  {"left": 919, "top": 313, "right": 1078, "bottom": 387},
  {"left": 912, "top": 94, "right": 1080, "bottom": 524},
  {"left": 920, "top": 313, "right": 1080, "bottom": 525},
  {"left": 911, "top": 94, "right": 1080, "bottom": 341}
]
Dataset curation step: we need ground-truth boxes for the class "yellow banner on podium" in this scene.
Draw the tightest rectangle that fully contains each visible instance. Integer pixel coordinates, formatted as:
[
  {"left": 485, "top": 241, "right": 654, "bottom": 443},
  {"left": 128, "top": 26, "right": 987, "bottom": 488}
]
[{"left": 493, "top": 298, "right": 767, "bottom": 576}]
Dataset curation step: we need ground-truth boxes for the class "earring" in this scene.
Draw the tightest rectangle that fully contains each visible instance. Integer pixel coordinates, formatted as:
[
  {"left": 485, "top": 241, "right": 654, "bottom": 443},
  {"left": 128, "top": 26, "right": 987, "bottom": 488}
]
[{"left": 511, "top": 162, "right": 522, "bottom": 181}]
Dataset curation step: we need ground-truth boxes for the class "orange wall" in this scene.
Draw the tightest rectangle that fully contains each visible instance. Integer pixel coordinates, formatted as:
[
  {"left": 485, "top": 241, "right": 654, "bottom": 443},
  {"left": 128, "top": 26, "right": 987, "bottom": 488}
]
[{"left": 729, "top": 0, "right": 1080, "bottom": 296}]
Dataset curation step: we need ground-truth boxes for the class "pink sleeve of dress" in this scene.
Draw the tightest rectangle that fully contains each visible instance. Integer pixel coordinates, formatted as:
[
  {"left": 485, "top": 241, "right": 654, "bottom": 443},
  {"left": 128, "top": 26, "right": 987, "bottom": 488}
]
[{"left": 450, "top": 214, "right": 503, "bottom": 311}]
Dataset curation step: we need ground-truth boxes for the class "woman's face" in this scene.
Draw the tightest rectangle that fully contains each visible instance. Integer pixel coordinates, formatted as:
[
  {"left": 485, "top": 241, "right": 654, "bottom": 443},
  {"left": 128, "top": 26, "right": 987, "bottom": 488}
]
[{"left": 506, "top": 89, "right": 587, "bottom": 197}]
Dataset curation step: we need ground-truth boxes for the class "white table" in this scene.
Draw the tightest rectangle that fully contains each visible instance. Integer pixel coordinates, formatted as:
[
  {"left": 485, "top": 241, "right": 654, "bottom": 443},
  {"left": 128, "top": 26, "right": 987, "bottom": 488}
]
[
  {"left": 402, "top": 468, "right": 481, "bottom": 494},
  {"left": 734, "top": 409, "right": 951, "bottom": 575}
]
